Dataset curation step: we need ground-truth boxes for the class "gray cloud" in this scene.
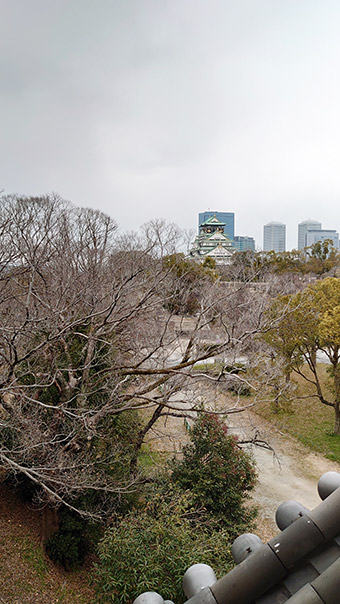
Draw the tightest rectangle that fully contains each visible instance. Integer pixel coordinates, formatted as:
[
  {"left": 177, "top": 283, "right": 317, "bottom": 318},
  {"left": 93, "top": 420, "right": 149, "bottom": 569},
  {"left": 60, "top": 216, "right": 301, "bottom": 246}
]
[{"left": 1, "top": 0, "right": 340, "bottom": 249}]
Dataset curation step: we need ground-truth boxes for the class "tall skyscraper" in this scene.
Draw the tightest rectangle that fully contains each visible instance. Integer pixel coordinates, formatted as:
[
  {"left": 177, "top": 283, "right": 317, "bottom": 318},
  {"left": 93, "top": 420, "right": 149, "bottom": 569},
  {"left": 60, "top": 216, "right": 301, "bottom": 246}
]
[
  {"left": 298, "top": 219, "right": 322, "bottom": 250},
  {"left": 233, "top": 236, "right": 255, "bottom": 252},
  {"left": 263, "top": 222, "right": 286, "bottom": 252},
  {"left": 198, "top": 211, "right": 234, "bottom": 241},
  {"left": 306, "top": 229, "right": 339, "bottom": 250}
]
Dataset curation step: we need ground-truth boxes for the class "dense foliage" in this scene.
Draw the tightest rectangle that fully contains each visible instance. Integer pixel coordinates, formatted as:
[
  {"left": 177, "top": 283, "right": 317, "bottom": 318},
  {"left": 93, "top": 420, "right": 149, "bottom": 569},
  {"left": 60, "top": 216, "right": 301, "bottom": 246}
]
[
  {"left": 95, "top": 414, "right": 257, "bottom": 603},
  {"left": 46, "top": 509, "right": 99, "bottom": 570},
  {"left": 171, "top": 414, "right": 257, "bottom": 531},
  {"left": 95, "top": 489, "right": 232, "bottom": 604},
  {"left": 222, "top": 241, "right": 340, "bottom": 282}
]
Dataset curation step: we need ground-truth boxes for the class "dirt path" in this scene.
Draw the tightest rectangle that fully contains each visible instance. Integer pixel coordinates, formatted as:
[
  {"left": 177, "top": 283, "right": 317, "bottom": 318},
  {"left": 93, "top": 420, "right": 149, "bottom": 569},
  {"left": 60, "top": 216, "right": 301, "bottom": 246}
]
[
  {"left": 225, "top": 408, "right": 340, "bottom": 538},
  {"left": 162, "top": 324, "right": 340, "bottom": 535}
]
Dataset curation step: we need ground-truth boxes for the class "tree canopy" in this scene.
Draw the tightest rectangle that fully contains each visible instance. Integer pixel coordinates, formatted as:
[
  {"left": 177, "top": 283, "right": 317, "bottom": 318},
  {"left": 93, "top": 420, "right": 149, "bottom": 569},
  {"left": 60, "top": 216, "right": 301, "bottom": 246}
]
[
  {"left": 222, "top": 242, "right": 340, "bottom": 283},
  {"left": 265, "top": 277, "right": 340, "bottom": 434}
]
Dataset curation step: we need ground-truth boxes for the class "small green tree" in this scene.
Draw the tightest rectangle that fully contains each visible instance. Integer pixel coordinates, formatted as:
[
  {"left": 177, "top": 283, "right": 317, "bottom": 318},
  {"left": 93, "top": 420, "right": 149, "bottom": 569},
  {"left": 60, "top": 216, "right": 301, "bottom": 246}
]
[
  {"left": 265, "top": 277, "right": 340, "bottom": 434},
  {"left": 162, "top": 253, "right": 217, "bottom": 314},
  {"left": 45, "top": 508, "right": 99, "bottom": 570},
  {"left": 171, "top": 414, "right": 257, "bottom": 531},
  {"left": 304, "top": 240, "right": 340, "bottom": 275},
  {"left": 202, "top": 256, "right": 217, "bottom": 270}
]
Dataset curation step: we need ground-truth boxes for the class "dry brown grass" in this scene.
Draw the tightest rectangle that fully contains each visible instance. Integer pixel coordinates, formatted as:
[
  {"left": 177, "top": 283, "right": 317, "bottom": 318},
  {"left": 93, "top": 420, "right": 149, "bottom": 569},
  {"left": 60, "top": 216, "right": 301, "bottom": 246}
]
[{"left": 0, "top": 483, "right": 95, "bottom": 604}]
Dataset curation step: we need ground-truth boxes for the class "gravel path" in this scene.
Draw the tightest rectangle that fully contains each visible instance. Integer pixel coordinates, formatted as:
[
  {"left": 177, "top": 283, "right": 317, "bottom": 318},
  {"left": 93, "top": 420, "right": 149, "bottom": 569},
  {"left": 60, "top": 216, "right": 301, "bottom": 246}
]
[{"left": 219, "top": 406, "right": 340, "bottom": 538}]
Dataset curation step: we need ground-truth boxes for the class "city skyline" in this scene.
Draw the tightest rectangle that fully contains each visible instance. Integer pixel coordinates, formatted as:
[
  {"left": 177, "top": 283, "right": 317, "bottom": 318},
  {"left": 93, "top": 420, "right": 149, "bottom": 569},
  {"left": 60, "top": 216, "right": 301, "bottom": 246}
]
[
  {"left": 195, "top": 211, "right": 340, "bottom": 252},
  {"left": 262, "top": 216, "right": 340, "bottom": 251}
]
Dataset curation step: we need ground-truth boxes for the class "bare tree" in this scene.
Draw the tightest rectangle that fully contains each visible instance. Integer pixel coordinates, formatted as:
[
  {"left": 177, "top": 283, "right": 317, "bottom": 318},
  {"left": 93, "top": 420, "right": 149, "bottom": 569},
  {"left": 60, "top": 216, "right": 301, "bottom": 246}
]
[{"left": 0, "top": 194, "right": 277, "bottom": 519}]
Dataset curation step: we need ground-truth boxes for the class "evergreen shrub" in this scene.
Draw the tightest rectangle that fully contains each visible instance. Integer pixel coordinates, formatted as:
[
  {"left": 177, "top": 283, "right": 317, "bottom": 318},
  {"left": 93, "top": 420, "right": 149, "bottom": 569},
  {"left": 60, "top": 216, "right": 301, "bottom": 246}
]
[
  {"left": 171, "top": 414, "right": 257, "bottom": 531},
  {"left": 94, "top": 414, "right": 257, "bottom": 603},
  {"left": 94, "top": 489, "right": 232, "bottom": 604},
  {"left": 46, "top": 508, "right": 99, "bottom": 570}
]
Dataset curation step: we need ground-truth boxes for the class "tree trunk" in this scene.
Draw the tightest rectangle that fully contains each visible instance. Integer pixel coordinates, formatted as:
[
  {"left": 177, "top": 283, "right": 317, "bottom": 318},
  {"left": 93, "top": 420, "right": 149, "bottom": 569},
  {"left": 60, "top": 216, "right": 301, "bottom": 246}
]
[
  {"left": 334, "top": 406, "right": 340, "bottom": 435},
  {"left": 130, "top": 404, "right": 164, "bottom": 474},
  {"left": 41, "top": 506, "right": 59, "bottom": 544},
  {"left": 271, "top": 384, "right": 280, "bottom": 414}
]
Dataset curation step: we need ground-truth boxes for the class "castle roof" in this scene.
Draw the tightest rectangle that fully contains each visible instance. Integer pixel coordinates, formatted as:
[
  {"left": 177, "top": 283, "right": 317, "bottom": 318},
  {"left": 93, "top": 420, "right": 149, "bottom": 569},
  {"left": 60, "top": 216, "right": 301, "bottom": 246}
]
[{"left": 200, "top": 215, "right": 226, "bottom": 227}]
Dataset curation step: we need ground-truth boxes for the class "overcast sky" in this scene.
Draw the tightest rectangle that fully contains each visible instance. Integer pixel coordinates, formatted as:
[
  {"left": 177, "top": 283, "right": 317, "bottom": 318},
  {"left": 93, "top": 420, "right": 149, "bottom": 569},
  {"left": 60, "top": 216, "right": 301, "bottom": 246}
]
[{"left": 1, "top": 0, "right": 340, "bottom": 250}]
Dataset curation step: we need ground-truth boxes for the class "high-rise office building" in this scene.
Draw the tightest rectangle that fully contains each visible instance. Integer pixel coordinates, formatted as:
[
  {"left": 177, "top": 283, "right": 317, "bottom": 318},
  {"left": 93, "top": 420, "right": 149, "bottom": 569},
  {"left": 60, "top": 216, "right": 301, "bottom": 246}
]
[
  {"left": 306, "top": 229, "right": 339, "bottom": 249},
  {"left": 263, "top": 221, "right": 286, "bottom": 252},
  {"left": 198, "top": 211, "right": 234, "bottom": 241},
  {"left": 298, "top": 219, "right": 322, "bottom": 250},
  {"left": 233, "top": 236, "right": 255, "bottom": 252}
]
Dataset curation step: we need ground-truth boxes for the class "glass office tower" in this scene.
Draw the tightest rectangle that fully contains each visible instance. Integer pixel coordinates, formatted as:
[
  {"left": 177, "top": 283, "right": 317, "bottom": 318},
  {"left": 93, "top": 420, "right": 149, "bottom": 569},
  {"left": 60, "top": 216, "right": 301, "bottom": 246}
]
[{"left": 263, "top": 221, "right": 286, "bottom": 252}]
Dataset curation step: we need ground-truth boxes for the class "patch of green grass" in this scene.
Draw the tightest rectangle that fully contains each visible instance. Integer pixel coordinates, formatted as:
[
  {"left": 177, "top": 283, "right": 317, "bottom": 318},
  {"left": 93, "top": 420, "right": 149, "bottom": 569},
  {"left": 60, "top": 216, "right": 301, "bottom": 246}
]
[
  {"left": 255, "top": 366, "right": 340, "bottom": 462},
  {"left": 280, "top": 413, "right": 340, "bottom": 461},
  {"left": 138, "top": 446, "right": 168, "bottom": 471},
  {"left": 21, "top": 536, "right": 48, "bottom": 579},
  {"left": 193, "top": 361, "right": 219, "bottom": 371},
  {"left": 54, "top": 580, "right": 93, "bottom": 604}
]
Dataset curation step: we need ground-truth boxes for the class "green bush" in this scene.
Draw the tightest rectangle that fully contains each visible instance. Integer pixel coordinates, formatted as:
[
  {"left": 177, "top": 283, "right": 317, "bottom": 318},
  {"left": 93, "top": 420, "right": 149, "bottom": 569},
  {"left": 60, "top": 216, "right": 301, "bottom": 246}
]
[
  {"left": 171, "top": 414, "right": 257, "bottom": 532},
  {"left": 46, "top": 508, "right": 99, "bottom": 570},
  {"left": 94, "top": 489, "right": 233, "bottom": 604},
  {"left": 94, "top": 414, "right": 258, "bottom": 603}
]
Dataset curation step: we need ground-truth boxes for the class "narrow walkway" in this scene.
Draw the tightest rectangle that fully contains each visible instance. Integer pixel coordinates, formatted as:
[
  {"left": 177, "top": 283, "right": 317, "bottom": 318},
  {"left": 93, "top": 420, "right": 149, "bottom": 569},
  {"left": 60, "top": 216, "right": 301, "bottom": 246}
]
[{"left": 225, "top": 407, "right": 340, "bottom": 538}]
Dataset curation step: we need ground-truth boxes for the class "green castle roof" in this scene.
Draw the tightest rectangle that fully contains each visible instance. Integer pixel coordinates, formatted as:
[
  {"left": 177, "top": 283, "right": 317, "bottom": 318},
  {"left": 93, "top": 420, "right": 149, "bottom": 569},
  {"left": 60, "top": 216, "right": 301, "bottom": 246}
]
[{"left": 200, "top": 215, "right": 226, "bottom": 227}]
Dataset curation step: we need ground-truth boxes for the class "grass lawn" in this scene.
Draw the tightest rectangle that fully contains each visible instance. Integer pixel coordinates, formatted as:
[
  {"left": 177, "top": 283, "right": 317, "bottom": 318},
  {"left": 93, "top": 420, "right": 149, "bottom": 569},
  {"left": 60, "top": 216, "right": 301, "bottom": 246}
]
[
  {"left": 255, "top": 364, "right": 340, "bottom": 463},
  {"left": 138, "top": 445, "right": 169, "bottom": 470}
]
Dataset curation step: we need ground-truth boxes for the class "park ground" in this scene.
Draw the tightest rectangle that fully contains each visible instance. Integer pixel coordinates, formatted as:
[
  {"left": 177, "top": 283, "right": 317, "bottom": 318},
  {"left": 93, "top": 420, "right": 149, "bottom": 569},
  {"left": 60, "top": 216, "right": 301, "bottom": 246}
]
[{"left": 1, "top": 378, "right": 340, "bottom": 603}]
